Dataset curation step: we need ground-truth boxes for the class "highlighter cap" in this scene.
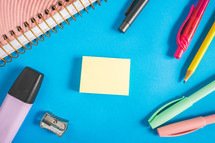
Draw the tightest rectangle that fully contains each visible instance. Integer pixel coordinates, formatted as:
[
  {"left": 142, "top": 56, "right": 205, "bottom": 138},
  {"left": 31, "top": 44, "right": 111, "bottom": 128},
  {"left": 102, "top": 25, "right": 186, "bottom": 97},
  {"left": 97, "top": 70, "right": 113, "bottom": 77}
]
[{"left": 8, "top": 67, "right": 44, "bottom": 104}]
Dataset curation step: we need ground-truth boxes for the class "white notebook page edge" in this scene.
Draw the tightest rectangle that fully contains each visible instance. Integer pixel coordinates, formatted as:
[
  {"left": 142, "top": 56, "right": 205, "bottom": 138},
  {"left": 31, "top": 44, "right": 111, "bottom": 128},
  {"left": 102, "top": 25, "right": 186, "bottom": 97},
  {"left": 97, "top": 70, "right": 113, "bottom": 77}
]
[{"left": 0, "top": 0, "right": 97, "bottom": 58}]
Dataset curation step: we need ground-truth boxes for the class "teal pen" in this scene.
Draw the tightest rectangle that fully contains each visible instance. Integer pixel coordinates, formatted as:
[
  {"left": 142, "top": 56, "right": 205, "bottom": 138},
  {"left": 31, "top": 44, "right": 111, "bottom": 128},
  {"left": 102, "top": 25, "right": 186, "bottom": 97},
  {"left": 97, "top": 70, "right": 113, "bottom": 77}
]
[{"left": 148, "top": 80, "right": 215, "bottom": 129}]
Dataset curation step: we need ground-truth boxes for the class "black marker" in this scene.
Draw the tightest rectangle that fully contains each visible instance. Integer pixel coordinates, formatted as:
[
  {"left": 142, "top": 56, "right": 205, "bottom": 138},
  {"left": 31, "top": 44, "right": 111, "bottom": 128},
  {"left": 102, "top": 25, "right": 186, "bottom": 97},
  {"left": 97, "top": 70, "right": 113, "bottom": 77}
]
[{"left": 119, "top": 0, "right": 149, "bottom": 33}]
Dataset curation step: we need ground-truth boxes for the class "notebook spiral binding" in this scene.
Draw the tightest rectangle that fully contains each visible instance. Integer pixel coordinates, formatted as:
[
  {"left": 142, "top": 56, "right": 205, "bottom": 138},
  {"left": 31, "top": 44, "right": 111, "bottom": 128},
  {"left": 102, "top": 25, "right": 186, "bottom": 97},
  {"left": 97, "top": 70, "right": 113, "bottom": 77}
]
[{"left": 0, "top": 0, "right": 107, "bottom": 67}]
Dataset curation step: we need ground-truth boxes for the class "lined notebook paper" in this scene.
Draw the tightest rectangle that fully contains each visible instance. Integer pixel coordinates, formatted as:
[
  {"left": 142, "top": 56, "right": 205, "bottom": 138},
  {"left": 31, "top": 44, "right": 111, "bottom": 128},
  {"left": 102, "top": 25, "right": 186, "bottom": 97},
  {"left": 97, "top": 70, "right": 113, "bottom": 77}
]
[{"left": 0, "top": 0, "right": 106, "bottom": 67}]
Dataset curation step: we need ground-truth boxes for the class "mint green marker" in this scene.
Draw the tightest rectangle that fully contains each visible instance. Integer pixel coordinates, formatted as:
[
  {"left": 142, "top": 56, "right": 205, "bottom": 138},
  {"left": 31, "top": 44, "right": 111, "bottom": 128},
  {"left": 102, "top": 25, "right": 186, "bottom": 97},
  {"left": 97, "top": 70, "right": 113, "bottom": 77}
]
[{"left": 148, "top": 80, "right": 215, "bottom": 129}]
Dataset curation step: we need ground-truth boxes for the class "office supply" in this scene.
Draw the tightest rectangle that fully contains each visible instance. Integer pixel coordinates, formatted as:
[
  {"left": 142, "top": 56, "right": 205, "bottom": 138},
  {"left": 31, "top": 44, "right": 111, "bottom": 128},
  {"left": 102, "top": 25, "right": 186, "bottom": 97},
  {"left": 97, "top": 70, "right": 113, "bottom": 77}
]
[
  {"left": 0, "top": 0, "right": 106, "bottom": 67},
  {"left": 0, "top": 67, "right": 44, "bottom": 143},
  {"left": 174, "top": 0, "right": 210, "bottom": 59},
  {"left": 148, "top": 80, "right": 215, "bottom": 129},
  {"left": 0, "top": 0, "right": 214, "bottom": 142},
  {"left": 184, "top": 22, "right": 215, "bottom": 83},
  {"left": 118, "top": 0, "right": 149, "bottom": 33},
  {"left": 40, "top": 112, "right": 69, "bottom": 137},
  {"left": 157, "top": 114, "right": 215, "bottom": 137},
  {"left": 80, "top": 56, "right": 130, "bottom": 96}
]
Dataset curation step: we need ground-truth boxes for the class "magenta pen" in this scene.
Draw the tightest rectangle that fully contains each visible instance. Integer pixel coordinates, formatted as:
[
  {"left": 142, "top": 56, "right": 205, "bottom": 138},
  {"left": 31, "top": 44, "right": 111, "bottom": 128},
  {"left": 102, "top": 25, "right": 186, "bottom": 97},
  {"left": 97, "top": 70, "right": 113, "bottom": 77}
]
[{"left": 0, "top": 67, "right": 44, "bottom": 143}]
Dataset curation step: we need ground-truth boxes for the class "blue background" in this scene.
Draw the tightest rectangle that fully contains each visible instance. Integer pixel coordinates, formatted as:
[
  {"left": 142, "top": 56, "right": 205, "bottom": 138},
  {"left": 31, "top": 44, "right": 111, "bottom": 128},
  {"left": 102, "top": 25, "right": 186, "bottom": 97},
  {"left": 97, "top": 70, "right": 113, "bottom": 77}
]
[{"left": 0, "top": 0, "right": 215, "bottom": 142}]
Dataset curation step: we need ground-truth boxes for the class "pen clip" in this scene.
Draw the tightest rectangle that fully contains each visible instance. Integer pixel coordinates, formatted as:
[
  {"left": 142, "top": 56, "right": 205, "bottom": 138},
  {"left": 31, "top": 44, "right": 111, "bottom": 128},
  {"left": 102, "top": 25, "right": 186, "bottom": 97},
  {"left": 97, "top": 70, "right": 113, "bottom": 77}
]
[
  {"left": 169, "top": 128, "right": 200, "bottom": 137},
  {"left": 148, "top": 96, "right": 186, "bottom": 123},
  {"left": 176, "top": 5, "right": 194, "bottom": 47},
  {"left": 125, "top": 0, "right": 137, "bottom": 16}
]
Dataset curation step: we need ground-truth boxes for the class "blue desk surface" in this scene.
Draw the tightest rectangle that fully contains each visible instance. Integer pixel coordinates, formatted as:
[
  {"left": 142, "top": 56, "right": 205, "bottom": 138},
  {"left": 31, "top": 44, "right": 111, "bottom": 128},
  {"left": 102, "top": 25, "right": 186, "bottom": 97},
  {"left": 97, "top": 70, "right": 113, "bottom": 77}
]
[{"left": 0, "top": 0, "right": 215, "bottom": 142}]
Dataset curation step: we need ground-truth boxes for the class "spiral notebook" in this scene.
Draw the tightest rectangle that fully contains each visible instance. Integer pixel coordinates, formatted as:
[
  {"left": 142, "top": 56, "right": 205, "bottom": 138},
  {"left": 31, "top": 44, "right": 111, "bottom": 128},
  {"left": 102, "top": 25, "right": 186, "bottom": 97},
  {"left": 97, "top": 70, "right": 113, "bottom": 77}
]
[{"left": 0, "top": 0, "right": 106, "bottom": 67}]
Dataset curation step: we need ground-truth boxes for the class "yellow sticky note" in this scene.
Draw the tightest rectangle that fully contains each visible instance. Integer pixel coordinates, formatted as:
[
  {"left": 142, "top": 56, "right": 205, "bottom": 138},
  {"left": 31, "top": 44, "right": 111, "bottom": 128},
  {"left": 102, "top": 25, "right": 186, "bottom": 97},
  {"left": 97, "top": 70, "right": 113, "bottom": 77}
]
[{"left": 80, "top": 56, "right": 130, "bottom": 96}]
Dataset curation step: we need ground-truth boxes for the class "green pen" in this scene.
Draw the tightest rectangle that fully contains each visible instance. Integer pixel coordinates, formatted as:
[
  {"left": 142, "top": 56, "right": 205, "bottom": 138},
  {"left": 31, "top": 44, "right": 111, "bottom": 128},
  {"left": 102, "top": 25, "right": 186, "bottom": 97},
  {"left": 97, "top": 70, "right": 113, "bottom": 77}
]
[{"left": 148, "top": 80, "right": 215, "bottom": 129}]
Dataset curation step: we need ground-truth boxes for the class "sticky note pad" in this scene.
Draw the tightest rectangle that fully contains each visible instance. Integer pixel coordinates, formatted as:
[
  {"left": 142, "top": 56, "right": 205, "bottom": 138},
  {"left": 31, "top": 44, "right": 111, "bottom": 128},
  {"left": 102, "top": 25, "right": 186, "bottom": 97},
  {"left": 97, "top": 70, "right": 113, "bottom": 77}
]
[{"left": 80, "top": 56, "right": 130, "bottom": 96}]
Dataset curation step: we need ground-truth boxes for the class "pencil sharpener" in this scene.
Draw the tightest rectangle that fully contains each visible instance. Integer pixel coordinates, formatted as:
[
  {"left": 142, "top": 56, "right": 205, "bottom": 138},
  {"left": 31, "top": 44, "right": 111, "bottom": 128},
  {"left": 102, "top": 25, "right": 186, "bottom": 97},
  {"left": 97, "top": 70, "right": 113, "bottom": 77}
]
[{"left": 40, "top": 112, "right": 69, "bottom": 137}]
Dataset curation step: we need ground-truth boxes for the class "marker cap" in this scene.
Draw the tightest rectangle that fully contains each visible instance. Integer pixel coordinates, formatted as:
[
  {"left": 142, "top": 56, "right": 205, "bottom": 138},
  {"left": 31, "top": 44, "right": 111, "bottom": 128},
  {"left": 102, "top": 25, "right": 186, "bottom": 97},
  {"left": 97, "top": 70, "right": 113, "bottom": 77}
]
[
  {"left": 148, "top": 97, "right": 193, "bottom": 129},
  {"left": 157, "top": 114, "right": 215, "bottom": 137},
  {"left": 157, "top": 117, "right": 206, "bottom": 137},
  {"left": 9, "top": 67, "right": 44, "bottom": 104}
]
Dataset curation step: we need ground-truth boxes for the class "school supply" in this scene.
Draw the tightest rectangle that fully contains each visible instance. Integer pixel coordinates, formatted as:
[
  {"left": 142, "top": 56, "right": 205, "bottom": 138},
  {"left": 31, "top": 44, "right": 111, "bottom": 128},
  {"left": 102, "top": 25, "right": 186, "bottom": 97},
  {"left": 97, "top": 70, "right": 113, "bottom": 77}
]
[
  {"left": 119, "top": 0, "right": 149, "bottom": 33},
  {"left": 0, "top": 67, "right": 44, "bottom": 143},
  {"left": 157, "top": 114, "right": 215, "bottom": 137},
  {"left": 80, "top": 56, "right": 130, "bottom": 96},
  {"left": 40, "top": 112, "right": 69, "bottom": 137},
  {"left": 0, "top": 0, "right": 106, "bottom": 67},
  {"left": 175, "top": 0, "right": 210, "bottom": 59},
  {"left": 148, "top": 80, "right": 215, "bottom": 129},
  {"left": 184, "top": 22, "right": 215, "bottom": 83}
]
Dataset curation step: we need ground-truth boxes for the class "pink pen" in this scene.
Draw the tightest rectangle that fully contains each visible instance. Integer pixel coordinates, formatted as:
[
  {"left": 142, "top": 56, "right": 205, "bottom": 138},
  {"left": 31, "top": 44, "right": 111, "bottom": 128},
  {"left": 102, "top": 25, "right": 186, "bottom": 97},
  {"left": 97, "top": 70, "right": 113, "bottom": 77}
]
[
  {"left": 157, "top": 114, "right": 215, "bottom": 137},
  {"left": 0, "top": 67, "right": 44, "bottom": 143},
  {"left": 175, "top": 0, "right": 210, "bottom": 59}
]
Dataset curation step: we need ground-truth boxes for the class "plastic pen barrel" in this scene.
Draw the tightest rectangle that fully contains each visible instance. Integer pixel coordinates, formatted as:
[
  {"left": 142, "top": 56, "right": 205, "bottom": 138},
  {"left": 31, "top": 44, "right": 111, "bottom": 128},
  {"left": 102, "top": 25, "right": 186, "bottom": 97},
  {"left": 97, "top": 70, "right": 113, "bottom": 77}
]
[
  {"left": 175, "top": 0, "right": 210, "bottom": 59},
  {"left": 189, "top": 80, "right": 215, "bottom": 103},
  {"left": 182, "top": 0, "right": 209, "bottom": 41},
  {"left": 0, "top": 67, "right": 44, "bottom": 143}
]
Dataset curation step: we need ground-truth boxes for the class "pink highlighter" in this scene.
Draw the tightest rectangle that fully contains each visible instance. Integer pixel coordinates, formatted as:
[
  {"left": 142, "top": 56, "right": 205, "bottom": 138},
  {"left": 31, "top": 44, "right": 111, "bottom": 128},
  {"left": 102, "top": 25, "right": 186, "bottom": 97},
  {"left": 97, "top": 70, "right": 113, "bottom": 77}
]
[
  {"left": 157, "top": 114, "right": 215, "bottom": 137},
  {"left": 0, "top": 67, "right": 44, "bottom": 143},
  {"left": 175, "top": 0, "right": 210, "bottom": 59}
]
